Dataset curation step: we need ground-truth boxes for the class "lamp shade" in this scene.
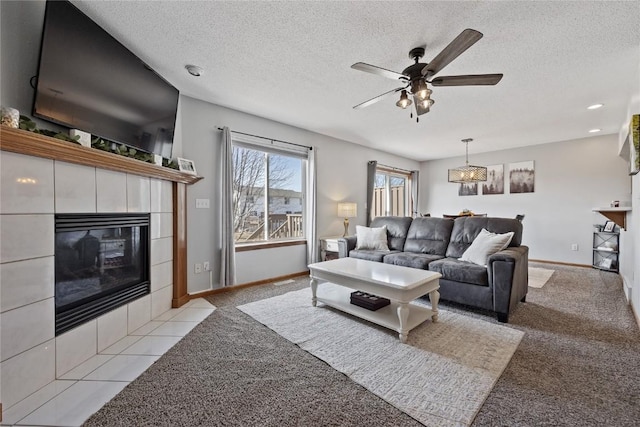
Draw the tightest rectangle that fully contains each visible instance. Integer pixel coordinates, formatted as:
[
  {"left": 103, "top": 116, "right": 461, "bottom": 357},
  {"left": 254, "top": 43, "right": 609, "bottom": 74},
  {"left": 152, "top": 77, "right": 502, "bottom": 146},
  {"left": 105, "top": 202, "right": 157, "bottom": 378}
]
[
  {"left": 337, "top": 202, "right": 357, "bottom": 218},
  {"left": 448, "top": 165, "right": 488, "bottom": 183}
]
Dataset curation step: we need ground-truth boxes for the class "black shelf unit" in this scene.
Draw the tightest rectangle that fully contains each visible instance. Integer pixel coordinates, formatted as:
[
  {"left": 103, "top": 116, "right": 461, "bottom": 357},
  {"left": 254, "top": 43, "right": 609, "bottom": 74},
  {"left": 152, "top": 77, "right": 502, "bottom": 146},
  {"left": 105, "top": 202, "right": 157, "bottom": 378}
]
[{"left": 592, "top": 230, "right": 619, "bottom": 273}]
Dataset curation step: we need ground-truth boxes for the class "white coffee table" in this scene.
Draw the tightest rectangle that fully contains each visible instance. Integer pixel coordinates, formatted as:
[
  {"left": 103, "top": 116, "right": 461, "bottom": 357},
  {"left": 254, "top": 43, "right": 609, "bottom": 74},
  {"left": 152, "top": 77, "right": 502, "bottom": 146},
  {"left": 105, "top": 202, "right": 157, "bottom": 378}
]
[{"left": 308, "top": 257, "right": 441, "bottom": 343}]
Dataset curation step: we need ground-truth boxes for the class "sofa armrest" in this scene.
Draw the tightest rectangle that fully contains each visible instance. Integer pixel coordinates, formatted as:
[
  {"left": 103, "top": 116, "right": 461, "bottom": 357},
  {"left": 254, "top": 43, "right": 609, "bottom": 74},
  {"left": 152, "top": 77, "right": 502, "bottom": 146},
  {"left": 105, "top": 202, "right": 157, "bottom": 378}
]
[
  {"left": 487, "top": 245, "right": 529, "bottom": 321},
  {"left": 338, "top": 236, "right": 357, "bottom": 258}
]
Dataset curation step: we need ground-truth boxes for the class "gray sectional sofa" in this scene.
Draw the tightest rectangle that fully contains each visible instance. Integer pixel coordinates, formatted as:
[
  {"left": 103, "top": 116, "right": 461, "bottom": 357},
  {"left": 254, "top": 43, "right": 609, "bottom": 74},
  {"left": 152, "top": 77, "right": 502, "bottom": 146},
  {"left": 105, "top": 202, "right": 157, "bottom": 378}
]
[{"left": 337, "top": 216, "right": 529, "bottom": 322}]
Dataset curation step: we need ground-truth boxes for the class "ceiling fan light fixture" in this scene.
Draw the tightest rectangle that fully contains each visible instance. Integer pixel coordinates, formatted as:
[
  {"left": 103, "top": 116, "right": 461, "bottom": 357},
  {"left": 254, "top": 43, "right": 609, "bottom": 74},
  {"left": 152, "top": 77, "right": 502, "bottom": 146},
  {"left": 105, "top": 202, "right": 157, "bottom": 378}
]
[
  {"left": 448, "top": 138, "right": 487, "bottom": 183},
  {"left": 396, "top": 90, "right": 412, "bottom": 109},
  {"left": 413, "top": 79, "right": 430, "bottom": 100},
  {"left": 420, "top": 98, "right": 434, "bottom": 109}
]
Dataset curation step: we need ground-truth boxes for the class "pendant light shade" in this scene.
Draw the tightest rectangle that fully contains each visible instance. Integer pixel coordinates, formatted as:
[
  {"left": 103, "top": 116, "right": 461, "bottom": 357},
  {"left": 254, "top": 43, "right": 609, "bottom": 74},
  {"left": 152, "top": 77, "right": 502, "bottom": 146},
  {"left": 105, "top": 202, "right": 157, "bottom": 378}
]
[{"left": 448, "top": 139, "right": 487, "bottom": 183}]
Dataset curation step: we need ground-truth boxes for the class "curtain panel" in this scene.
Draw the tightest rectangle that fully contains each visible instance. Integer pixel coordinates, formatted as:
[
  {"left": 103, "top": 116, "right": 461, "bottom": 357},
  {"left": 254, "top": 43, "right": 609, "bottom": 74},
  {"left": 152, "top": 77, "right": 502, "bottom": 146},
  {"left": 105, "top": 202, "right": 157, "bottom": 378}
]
[
  {"left": 366, "top": 160, "right": 377, "bottom": 226},
  {"left": 220, "top": 127, "right": 236, "bottom": 287}
]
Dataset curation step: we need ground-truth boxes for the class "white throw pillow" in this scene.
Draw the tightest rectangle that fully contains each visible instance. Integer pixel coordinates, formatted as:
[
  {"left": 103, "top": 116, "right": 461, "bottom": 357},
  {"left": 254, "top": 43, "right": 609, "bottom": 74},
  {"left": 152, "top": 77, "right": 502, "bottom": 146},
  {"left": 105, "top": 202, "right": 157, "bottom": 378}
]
[
  {"left": 459, "top": 228, "right": 514, "bottom": 266},
  {"left": 355, "top": 225, "right": 390, "bottom": 251}
]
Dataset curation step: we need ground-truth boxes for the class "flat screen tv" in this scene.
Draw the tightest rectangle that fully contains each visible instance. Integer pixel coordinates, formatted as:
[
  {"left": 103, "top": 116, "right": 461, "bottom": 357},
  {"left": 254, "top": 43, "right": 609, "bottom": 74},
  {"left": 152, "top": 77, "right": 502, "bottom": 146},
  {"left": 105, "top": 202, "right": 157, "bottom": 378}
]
[{"left": 33, "top": 0, "right": 178, "bottom": 159}]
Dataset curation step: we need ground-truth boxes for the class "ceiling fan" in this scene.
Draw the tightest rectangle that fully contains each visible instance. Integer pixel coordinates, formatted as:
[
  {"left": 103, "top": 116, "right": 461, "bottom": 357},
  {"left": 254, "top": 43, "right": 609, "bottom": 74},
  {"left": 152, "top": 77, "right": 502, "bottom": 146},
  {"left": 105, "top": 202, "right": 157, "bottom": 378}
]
[{"left": 351, "top": 29, "right": 503, "bottom": 121}]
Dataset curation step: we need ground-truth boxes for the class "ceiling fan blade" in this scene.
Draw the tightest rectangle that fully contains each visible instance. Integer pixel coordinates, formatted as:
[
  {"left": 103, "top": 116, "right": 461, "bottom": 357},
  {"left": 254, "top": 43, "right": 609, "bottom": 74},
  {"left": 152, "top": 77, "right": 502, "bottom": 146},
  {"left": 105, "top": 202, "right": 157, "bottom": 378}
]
[
  {"left": 413, "top": 96, "right": 430, "bottom": 116},
  {"left": 430, "top": 74, "right": 503, "bottom": 86},
  {"left": 351, "top": 62, "right": 406, "bottom": 81},
  {"left": 423, "top": 29, "right": 483, "bottom": 78},
  {"left": 353, "top": 87, "right": 406, "bottom": 109}
]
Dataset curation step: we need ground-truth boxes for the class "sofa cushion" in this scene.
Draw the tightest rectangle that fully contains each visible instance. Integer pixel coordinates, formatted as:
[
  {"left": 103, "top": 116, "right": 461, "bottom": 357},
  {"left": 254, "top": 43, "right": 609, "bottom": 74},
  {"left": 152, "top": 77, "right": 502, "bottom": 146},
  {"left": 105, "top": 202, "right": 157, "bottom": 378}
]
[
  {"left": 349, "top": 249, "right": 400, "bottom": 262},
  {"left": 460, "top": 228, "right": 514, "bottom": 266},
  {"left": 370, "top": 216, "right": 413, "bottom": 251},
  {"left": 383, "top": 252, "right": 444, "bottom": 269},
  {"left": 428, "top": 258, "right": 489, "bottom": 287},
  {"left": 403, "top": 217, "right": 454, "bottom": 256},
  {"left": 446, "top": 217, "right": 523, "bottom": 259},
  {"left": 355, "top": 225, "right": 390, "bottom": 251}
]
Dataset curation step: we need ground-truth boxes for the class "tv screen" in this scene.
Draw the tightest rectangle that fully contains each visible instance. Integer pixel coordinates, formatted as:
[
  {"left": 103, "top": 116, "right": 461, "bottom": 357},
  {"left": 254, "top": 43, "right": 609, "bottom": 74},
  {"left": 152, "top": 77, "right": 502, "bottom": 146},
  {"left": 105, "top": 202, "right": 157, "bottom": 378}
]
[{"left": 33, "top": 0, "right": 178, "bottom": 159}]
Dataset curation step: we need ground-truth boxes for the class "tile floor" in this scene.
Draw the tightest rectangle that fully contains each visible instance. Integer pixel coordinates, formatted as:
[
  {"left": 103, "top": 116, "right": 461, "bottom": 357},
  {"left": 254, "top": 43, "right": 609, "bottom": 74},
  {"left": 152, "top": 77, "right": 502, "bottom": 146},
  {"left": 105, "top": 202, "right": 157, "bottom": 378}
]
[{"left": 1, "top": 298, "right": 216, "bottom": 426}]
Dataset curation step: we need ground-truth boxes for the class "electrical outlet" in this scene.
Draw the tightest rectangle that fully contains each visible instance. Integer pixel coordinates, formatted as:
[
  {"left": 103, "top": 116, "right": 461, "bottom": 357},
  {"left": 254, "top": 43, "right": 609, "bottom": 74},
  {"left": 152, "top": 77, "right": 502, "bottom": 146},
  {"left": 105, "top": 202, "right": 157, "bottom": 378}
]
[
  {"left": 571, "top": 243, "right": 578, "bottom": 251},
  {"left": 203, "top": 261, "right": 210, "bottom": 271},
  {"left": 195, "top": 263, "right": 202, "bottom": 273}
]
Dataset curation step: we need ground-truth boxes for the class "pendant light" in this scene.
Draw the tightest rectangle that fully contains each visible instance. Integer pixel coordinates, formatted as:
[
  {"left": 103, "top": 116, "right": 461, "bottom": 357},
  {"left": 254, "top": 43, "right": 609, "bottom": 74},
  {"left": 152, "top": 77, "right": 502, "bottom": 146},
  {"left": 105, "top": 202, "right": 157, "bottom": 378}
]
[{"left": 448, "top": 138, "right": 487, "bottom": 183}]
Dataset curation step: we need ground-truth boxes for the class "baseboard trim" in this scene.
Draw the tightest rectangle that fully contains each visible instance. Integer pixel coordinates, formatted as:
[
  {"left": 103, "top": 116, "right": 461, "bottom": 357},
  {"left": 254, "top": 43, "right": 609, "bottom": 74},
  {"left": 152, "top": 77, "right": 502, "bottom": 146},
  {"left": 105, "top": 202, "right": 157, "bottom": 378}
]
[
  {"left": 631, "top": 299, "right": 640, "bottom": 330},
  {"left": 189, "top": 270, "right": 309, "bottom": 299},
  {"left": 530, "top": 259, "right": 592, "bottom": 268}
]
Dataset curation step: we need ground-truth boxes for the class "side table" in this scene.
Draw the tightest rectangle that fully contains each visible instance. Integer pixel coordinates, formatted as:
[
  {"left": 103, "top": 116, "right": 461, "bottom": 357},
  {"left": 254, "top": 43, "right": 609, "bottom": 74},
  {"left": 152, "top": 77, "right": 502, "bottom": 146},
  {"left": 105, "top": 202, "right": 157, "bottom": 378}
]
[{"left": 320, "top": 236, "right": 341, "bottom": 261}]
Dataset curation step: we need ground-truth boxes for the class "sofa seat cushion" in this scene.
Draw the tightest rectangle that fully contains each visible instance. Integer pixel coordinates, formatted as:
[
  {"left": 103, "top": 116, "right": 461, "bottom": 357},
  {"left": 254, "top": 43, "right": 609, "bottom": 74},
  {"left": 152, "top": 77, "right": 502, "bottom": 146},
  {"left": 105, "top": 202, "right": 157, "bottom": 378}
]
[
  {"left": 383, "top": 252, "right": 444, "bottom": 269},
  {"left": 428, "top": 258, "right": 489, "bottom": 287},
  {"left": 349, "top": 249, "right": 400, "bottom": 262}
]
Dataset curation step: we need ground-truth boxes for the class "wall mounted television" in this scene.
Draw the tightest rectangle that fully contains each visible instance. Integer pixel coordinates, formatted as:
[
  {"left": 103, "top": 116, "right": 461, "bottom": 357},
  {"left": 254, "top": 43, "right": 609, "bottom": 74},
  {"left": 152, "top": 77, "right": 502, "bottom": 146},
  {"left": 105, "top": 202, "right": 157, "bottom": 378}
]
[{"left": 33, "top": 0, "right": 179, "bottom": 159}]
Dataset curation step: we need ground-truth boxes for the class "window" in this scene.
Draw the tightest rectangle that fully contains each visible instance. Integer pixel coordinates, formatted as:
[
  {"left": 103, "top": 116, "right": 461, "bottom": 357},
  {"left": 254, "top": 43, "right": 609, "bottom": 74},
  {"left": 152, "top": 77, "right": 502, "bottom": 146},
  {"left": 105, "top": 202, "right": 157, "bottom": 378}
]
[
  {"left": 232, "top": 140, "right": 306, "bottom": 244},
  {"left": 372, "top": 167, "right": 412, "bottom": 218}
]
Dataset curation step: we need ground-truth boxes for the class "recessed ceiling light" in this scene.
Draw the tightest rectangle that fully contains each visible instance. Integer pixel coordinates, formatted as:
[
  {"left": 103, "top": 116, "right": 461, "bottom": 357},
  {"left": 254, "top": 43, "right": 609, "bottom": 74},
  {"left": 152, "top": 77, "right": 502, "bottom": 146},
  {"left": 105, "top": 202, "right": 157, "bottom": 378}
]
[
  {"left": 589, "top": 128, "right": 601, "bottom": 133},
  {"left": 587, "top": 104, "right": 604, "bottom": 110},
  {"left": 185, "top": 65, "right": 204, "bottom": 77}
]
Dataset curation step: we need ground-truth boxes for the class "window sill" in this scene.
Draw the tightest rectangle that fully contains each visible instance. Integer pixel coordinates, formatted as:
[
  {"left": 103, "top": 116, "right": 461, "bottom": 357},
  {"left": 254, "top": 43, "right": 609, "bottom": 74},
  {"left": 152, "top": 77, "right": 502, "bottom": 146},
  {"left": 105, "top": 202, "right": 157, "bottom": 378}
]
[{"left": 235, "top": 239, "right": 307, "bottom": 252}]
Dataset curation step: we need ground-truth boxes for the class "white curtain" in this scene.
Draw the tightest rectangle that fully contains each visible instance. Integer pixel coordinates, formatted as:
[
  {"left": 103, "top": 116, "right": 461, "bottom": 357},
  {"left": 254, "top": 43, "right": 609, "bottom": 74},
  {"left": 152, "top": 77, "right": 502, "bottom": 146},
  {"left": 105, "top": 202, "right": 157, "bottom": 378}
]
[
  {"left": 306, "top": 147, "right": 318, "bottom": 264},
  {"left": 220, "top": 127, "right": 236, "bottom": 287}
]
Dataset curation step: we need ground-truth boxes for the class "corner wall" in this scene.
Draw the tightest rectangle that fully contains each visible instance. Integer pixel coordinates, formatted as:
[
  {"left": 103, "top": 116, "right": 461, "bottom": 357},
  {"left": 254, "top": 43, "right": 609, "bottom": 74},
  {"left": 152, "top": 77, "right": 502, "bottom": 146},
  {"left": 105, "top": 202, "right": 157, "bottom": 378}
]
[{"left": 420, "top": 134, "right": 631, "bottom": 265}]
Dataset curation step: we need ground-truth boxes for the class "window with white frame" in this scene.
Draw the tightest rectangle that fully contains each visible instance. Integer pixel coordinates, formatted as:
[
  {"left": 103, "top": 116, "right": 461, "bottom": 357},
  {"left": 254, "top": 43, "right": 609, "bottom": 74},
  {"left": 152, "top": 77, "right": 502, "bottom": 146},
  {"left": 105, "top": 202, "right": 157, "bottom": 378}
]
[
  {"left": 372, "top": 167, "right": 412, "bottom": 218},
  {"left": 232, "top": 136, "right": 307, "bottom": 243}
]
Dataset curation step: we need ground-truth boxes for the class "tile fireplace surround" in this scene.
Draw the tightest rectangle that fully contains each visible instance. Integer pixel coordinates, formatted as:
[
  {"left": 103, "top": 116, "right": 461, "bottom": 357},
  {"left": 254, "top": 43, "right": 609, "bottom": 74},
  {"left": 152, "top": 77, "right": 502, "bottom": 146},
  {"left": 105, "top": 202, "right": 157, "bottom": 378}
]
[{"left": 0, "top": 128, "right": 202, "bottom": 417}]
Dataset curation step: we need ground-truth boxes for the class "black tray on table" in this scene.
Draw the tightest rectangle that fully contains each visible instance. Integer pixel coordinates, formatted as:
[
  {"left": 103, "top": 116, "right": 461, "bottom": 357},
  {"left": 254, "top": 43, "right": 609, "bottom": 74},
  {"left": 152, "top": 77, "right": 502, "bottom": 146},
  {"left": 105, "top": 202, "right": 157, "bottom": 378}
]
[{"left": 350, "top": 291, "right": 390, "bottom": 311}]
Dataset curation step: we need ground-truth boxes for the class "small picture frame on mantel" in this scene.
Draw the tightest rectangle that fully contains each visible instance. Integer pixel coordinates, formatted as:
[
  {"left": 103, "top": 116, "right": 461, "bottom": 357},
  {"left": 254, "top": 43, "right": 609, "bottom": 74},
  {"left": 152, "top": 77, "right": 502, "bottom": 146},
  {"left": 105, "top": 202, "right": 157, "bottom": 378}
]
[
  {"left": 177, "top": 157, "right": 197, "bottom": 175},
  {"left": 603, "top": 221, "right": 616, "bottom": 232}
]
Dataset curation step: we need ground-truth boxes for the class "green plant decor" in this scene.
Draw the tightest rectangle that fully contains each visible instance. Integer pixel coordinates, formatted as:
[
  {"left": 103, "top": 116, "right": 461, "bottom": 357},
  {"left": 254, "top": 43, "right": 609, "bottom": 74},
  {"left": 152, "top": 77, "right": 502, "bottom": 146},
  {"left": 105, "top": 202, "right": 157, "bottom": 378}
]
[
  {"left": 19, "top": 115, "right": 81, "bottom": 144},
  {"left": 633, "top": 114, "right": 639, "bottom": 171}
]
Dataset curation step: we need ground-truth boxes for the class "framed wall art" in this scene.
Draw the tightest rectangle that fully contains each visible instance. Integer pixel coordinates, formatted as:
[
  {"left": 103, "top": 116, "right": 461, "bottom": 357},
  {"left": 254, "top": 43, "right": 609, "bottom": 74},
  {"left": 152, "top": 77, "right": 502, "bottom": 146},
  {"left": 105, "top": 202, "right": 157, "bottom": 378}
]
[
  {"left": 630, "top": 114, "right": 639, "bottom": 175},
  {"left": 178, "top": 157, "right": 197, "bottom": 175},
  {"left": 458, "top": 182, "right": 478, "bottom": 196},
  {"left": 482, "top": 164, "right": 504, "bottom": 195},
  {"left": 509, "top": 161, "right": 535, "bottom": 193}
]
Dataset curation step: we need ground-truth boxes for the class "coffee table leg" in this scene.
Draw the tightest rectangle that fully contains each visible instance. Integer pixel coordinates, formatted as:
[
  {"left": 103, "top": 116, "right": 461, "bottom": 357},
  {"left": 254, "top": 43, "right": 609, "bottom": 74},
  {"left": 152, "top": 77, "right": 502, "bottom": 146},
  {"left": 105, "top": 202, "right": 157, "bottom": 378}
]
[
  {"left": 310, "top": 277, "right": 318, "bottom": 307},
  {"left": 429, "top": 289, "right": 440, "bottom": 322},
  {"left": 397, "top": 303, "right": 409, "bottom": 343}
]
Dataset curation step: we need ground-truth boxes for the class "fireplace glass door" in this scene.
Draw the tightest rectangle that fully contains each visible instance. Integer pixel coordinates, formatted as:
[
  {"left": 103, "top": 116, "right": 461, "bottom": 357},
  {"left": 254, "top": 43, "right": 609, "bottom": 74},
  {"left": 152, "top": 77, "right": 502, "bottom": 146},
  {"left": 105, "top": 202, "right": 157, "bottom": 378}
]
[{"left": 55, "top": 213, "right": 150, "bottom": 335}]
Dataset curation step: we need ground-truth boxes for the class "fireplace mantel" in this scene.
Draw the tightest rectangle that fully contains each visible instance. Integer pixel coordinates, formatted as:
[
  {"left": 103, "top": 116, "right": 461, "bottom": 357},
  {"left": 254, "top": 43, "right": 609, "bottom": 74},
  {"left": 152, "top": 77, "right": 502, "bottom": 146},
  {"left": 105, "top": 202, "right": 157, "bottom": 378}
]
[
  {"left": 0, "top": 127, "right": 202, "bottom": 185},
  {"left": 1, "top": 125, "right": 199, "bottom": 308}
]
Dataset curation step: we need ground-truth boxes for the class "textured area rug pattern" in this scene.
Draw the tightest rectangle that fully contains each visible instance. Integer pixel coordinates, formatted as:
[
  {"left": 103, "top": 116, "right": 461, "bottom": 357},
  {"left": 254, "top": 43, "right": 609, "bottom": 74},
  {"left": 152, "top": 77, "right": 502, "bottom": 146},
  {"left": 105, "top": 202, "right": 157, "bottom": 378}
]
[
  {"left": 528, "top": 267, "right": 554, "bottom": 288},
  {"left": 238, "top": 284, "right": 524, "bottom": 427}
]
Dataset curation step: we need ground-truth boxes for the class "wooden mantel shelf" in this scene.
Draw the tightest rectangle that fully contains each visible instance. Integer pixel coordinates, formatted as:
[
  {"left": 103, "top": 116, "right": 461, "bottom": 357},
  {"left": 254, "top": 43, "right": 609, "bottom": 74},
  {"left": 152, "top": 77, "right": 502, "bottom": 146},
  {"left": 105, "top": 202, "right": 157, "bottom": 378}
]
[
  {"left": 593, "top": 207, "right": 632, "bottom": 230},
  {"left": 0, "top": 126, "right": 203, "bottom": 185}
]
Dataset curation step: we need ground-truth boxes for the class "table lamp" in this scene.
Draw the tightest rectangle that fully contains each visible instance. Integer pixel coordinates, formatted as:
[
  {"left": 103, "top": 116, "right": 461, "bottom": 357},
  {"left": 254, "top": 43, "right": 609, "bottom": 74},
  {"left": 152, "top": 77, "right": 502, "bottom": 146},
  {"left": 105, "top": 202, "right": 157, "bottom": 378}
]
[{"left": 337, "top": 202, "right": 357, "bottom": 237}]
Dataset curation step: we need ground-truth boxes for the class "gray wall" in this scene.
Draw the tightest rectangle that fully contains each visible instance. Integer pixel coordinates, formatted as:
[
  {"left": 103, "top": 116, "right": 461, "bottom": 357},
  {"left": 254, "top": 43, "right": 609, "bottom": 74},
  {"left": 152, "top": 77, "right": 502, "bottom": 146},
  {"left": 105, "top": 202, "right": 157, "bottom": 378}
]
[
  {"left": 179, "top": 95, "right": 419, "bottom": 292},
  {"left": 420, "top": 134, "right": 631, "bottom": 264}
]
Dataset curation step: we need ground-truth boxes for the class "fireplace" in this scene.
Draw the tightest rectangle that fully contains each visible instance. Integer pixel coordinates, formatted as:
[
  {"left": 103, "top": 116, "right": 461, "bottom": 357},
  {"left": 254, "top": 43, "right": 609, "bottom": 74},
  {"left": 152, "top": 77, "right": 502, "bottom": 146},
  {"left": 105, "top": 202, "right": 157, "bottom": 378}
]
[{"left": 55, "top": 213, "right": 150, "bottom": 335}]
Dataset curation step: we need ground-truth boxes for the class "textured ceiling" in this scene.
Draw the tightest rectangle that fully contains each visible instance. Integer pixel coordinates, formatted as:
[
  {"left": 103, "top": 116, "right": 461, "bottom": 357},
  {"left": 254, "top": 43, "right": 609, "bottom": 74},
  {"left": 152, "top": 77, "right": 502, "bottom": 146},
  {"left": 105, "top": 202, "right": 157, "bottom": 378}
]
[{"left": 72, "top": 1, "right": 640, "bottom": 161}]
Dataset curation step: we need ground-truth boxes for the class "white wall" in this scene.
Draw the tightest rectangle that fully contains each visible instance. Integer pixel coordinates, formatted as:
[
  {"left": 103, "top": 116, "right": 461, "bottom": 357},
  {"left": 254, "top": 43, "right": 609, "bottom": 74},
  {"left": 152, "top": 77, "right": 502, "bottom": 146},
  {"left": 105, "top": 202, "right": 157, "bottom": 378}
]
[
  {"left": 179, "top": 96, "right": 419, "bottom": 292},
  {"left": 420, "top": 134, "right": 631, "bottom": 265}
]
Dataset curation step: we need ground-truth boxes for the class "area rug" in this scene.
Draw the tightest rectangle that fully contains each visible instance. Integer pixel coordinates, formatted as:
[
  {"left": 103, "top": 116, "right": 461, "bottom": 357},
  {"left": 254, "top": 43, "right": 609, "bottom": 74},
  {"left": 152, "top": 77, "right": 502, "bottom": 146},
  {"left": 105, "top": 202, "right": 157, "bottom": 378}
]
[
  {"left": 238, "top": 284, "right": 524, "bottom": 427},
  {"left": 528, "top": 267, "right": 555, "bottom": 288}
]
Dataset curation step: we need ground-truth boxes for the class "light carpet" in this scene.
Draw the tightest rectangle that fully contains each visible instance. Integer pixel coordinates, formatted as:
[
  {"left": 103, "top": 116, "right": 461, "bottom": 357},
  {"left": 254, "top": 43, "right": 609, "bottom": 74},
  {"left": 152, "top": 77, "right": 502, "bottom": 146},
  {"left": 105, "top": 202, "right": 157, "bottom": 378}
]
[
  {"left": 528, "top": 267, "right": 555, "bottom": 288},
  {"left": 238, "top": 284, "right": 524, "bottom": 427}
]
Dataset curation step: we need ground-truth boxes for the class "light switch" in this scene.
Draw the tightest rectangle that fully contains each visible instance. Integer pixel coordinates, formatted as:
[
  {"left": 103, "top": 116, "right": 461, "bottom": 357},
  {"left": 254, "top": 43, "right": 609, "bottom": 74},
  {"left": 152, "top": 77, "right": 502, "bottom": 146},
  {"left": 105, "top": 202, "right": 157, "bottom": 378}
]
[{"left": 195, "top": 198, "right": 210, "bottom": 209}]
